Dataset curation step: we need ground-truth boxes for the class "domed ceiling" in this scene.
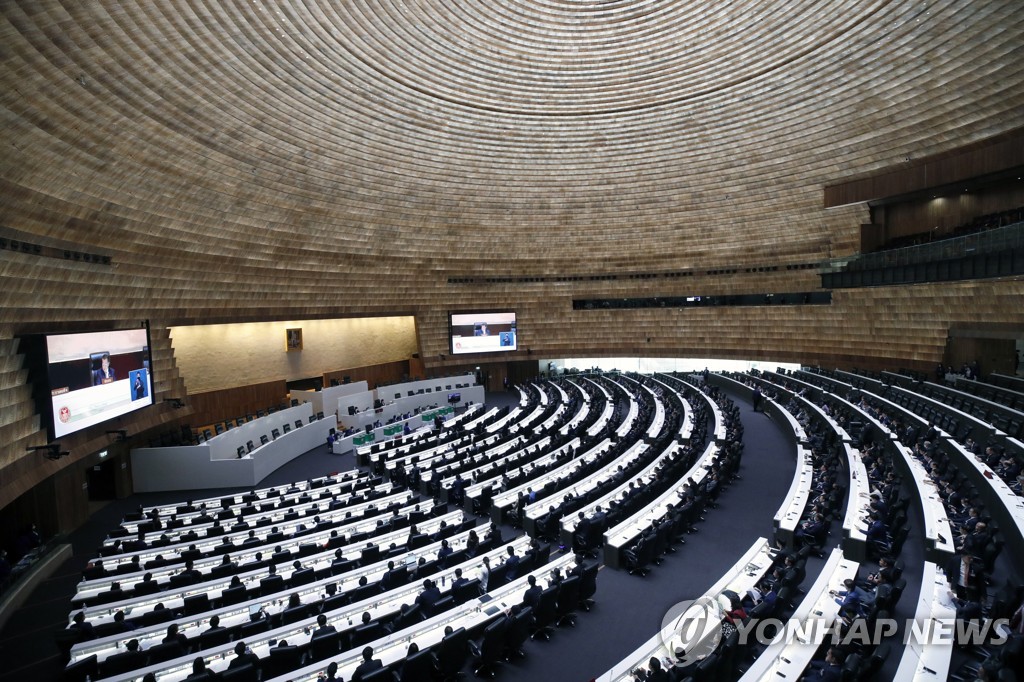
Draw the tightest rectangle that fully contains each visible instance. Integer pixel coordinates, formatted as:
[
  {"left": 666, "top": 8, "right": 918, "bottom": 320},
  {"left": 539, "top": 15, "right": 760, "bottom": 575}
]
[{"left": 1, "top": 0, "right": 1023, "bottom": 271}]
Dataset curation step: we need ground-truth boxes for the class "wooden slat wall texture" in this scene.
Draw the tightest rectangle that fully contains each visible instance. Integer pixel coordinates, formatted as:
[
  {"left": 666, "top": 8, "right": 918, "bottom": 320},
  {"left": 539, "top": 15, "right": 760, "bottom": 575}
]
[{"left": 1, "top": 0, "right": 1023, "bottom": 514}]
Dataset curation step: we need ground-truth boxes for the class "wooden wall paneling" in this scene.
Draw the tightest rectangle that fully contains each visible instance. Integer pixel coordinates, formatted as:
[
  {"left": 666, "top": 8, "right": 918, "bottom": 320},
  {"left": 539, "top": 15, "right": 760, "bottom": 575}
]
[
  {"left": 323, "top": 360, "right": 410, "bottom": 390},
  {"left": 186, "top": 380, "right": 290, "bottom": 432}
]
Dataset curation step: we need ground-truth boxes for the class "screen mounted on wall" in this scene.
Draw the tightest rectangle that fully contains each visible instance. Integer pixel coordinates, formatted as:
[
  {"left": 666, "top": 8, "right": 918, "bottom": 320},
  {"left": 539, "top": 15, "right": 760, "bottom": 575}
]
[
  {"left": 45, "top": 327, "right": 154, "bottom": 439},
  {"left": 449, "top": 312, "right": 517, "bottom": 355}
]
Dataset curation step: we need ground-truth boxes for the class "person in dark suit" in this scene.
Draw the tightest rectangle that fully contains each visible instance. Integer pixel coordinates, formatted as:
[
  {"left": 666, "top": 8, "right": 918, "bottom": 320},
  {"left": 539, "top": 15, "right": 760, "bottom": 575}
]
[
  {"left": 573, "top": 512, "right": 592, "bottom": 551},
  {"left": 504, "top": 546, "right": 520, "bottom": 580},
  {"left": 92, "top": 353, "right": 116, "bottom": 385},
  {"left": 133, "top": 371, "right": 145, "bottom": 400},
  {"left": 228, "top": 642, "right": 259, "bottom": 669},
  {"left": 804, "top": 647, "right": 843, "bottom": 681},
  {"left": 633, "top": 656, "right": 669, "bottom": 682},
  {"left": 315, "top": 613, "right": 337, "bottom": 635},
  {"left": 352, "top": 646, "right": 383, "bottom": 682},
  {"left": 69, "top": 611, "right": 96, "bottom": 641},
  {"left": 185, "top": 657, "right": 215, "bottom": 681},
  {"left": 452, "top": 567, "right": 468, "bottom": 589},
  {"left": 416, "top": 578, "right": 442, "bottom": 613},
  {"left": 520, "top": 575, "right": 542, "bottom": 611}
]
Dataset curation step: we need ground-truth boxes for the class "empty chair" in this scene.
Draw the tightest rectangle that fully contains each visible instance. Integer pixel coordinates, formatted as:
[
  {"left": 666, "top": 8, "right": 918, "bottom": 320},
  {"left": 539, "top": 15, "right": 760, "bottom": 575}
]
[
  {"left": 578, "top": 563, "right": 599, "bottom": 611},
  {"left": 555, "top": 575, "right": 581, "bottom": 627},
  {"left": 262, "top": 643, "right": 303, "bottom": 679},
  {"left": 530, "top": 586, "right": 559, "bottom": 641},
  {"left": 182, "top": 593, "right": 210, "bottom": 616}
]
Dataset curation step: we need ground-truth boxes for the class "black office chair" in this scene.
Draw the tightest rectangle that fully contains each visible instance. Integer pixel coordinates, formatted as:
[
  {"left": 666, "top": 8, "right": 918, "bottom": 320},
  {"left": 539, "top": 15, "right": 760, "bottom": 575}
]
[
  {"left": 280, "top": 604, "right": 311, "bottom": 626},
  {"left": 308, "top": 630, "right": 342, "bottom": 662},
  {"left": 504, "top": 605, "right": 534, "bottom": 659},
  {"left": 259, "top": 574, "right": 285, "bottom": 596},
  {"left": 182, "top": 593, "right": 210, "bottom": 616},
  {"left": 236, "top": 618, "right": 270, "bottom": 639},
  {"left": 435, "top": 626, "right": 469, "bottom": 681},
  {"left": 99, "top": 649, "right": 145, "bottom": 677},
  {"left": 470, "top": 615, "right": 509, "bottom": 678},
  {"left": 350, "top": 621, "right": 386, "bottom": 648},
  {"left": 220, "top": 663, "right": 259, "bottom": 682},
  {"left": 262, "top": 645, "right": 303, "bottom": 679},
  {"left": 360, "top": 666, "right": 395, "bottom": 682},
  {"left": 146, "top": 640, "right": 186, "bottom": 664},
  {"left": 578, "top": 563, "right": 598, "bottom": 611},
  {"left": 555, "top": 575, "right": 581, "bottom": 627},
  {"left": 393, "top": 604, "right": 423, "bottom": 630},
  {"left": 530, "top": 586, "right": 559, "bottom": 641},
  {"left": 397, "top": 647, "right": 437, "bottom": 682},
  {"left": 453, "top": 578, "right": 482, "bottom": 605},
  {"left": 199, "top": 627, "right": 232, "bottom": 649},
  {"left": 290, "top": 567, "right": 316, "bottom": 587},
  {"left": 219, "top": 584, "right": 248, "bottom": 606}
]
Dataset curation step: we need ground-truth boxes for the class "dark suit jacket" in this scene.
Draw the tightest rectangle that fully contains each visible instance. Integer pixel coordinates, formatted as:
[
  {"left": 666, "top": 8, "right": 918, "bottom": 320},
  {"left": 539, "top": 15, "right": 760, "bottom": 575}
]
[{"left": 352, "top": 658, "right": 383, "bottom": 682}]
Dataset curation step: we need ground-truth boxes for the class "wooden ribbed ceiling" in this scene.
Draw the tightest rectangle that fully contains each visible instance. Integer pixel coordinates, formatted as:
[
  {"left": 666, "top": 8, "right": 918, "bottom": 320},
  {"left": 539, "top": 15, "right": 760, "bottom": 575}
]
[{"left": 3, "top": 0, "right": 1022, "bottom": 272}]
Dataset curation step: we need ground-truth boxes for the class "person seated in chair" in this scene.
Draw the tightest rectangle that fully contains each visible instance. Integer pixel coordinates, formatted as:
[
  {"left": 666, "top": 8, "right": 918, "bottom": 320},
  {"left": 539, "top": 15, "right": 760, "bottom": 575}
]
[
  {"left": 352, "top": 645, "right": 383, "bottom": 682},
  {"left": 520, "top": 575, "right": 542, "bottom": 612},
  {"left": 802, "top": 646, "right": 843, "bottom": 682},
  {"left": 416, "top": 578, "right": 442, "bottom": 613},
  {"left": 315, "top": 613, "right": 337, "bottom": 635},
  {"left": 504, "top": 546, "right": 521, "bottom": 580},
  {"left": 228, "top": 641, "right": 259, "bottom": 669}
]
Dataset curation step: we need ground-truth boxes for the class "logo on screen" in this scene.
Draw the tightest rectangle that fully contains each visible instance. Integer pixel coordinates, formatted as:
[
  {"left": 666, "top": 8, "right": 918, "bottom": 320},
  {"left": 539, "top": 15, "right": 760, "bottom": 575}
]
[{"left": 59, "top": 406, "right": 71, "bottom": 423}]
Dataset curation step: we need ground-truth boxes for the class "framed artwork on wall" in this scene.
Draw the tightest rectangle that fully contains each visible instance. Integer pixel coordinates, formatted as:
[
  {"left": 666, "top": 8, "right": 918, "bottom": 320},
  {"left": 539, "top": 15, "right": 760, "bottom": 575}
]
[{"left": 286, "top": 328, "right": 303, "bottom": 352}]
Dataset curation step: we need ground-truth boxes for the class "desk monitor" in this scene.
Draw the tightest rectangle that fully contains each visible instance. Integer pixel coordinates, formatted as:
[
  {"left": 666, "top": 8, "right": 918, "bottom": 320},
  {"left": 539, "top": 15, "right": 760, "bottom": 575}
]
[
  {"left": 235, "top": 418, "right": 244, "bottom": 427},
  {"left": 236, "top": 446, "right": 245, "bottom": 458},
  {"left": 203, "top": 429, "right": 212, "bottom": 441},
  {"left": 309, "top": 415, "right": 316, "bottom": 424},
  {"left": 260, "top": 435, "right": 269, "bottom": 445},
  {"left": 246, "top": 440, "right": 255, "bottom": 453},
  {"left": 316, "top": 411, "right": 324, "bottom": 420},
  {"left": 214, "top": 423, "right": 224, "bottom": 435},
  {"left": 446, "top": 385, "right": 452, "bottom": 390},
  {"left": 271, "top": 428, "right": 280, "bottom": 440},
  {"left": 395, "top": 393, "right": 401, "bottom": 400},
  {"left": 282, "top": 424, "right": 291, "bottom": 434}
]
